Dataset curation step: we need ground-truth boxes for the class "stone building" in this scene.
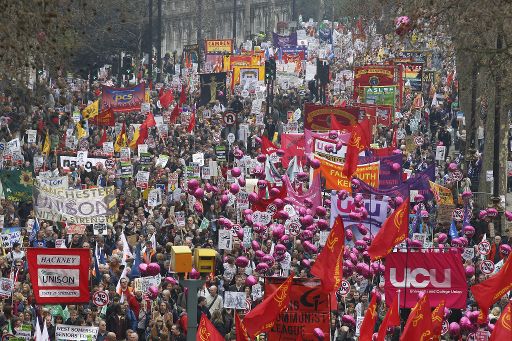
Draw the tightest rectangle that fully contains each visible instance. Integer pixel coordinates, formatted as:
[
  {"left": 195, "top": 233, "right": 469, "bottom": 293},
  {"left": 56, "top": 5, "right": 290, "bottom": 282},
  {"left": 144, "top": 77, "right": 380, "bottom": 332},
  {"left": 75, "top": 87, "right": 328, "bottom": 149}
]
[{"left": 161, "top": 0, "right": 292, "bottom": 54}]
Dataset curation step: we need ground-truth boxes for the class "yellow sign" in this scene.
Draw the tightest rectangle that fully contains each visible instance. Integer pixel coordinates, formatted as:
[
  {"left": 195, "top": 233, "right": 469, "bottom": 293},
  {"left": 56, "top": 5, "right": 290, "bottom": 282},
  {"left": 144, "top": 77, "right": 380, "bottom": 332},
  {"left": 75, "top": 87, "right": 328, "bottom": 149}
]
[{"left": 205, "top": 39, "right": 233, "bottom": 54}]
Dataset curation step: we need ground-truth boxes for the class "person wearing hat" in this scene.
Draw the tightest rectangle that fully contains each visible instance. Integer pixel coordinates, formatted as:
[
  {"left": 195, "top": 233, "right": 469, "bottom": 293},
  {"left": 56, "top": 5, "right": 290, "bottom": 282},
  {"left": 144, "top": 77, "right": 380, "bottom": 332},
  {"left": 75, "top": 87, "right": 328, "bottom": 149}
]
[{"left": 6, "top": 242, "right": 24, "bottom": 265}]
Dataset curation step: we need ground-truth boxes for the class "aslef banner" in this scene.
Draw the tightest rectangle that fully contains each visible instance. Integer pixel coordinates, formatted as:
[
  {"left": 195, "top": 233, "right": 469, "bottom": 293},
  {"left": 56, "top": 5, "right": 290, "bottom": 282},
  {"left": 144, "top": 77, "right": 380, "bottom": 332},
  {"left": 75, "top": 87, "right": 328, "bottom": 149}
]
[
  {"left": 26, "top": 248, "right": 91, "bottom": 304},
  {"left": 384, "top": 251, "right": 467, "bottom": 308},
  {"left": 33, "top": 180, "right": 117, "bottom": 224}
]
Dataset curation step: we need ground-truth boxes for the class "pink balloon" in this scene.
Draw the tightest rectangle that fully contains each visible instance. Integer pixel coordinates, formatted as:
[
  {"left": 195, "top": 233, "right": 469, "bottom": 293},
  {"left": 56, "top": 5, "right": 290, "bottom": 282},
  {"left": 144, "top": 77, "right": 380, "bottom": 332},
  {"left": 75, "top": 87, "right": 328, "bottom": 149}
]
[
  {"left": 139, "top": 263, "right": 148, "bottom": 275},
  {"left": 463, "top": 225, "right": 475, "bottom": 237},
  {"left": 231, "top": 167, "right": 242, "bottom": 177},
  {"left": 303, "top": 241, "right": 318, "bottom": 253},
  {"left": 238, "top": 177, "right": 246, "bottom": 187},
  {"left": 342, "top": 315, "right": 356, "bottom": 326},
  {"left": 276, "top": 149, "right": 285, "bottom": 156},
  {"left": 328, "top": 130, "right": 338, "bottom": 139},
  {"left": 256, "top": 262, "right": 269, "bottom": 273},
  {"left": 230, "top": 183, "right": 240, "bottom": 195},
  {"left": 505, "top": 211, "right": 512, "bottom": 221},
  {"left": 187, "top": 179, "right": 199, "bottom": 190},
  {"left": 357, "top": 224, "right": 368, "bottom": 235},
  {"left": 257, "top": 179, "right": 268, "bottom": 189},
  {"left": 465, "top": 265, "right": 475, "bottom": 278},
  {"left": 500, "top": 244, "right": 511, "bottom": 256},
  {"left": 317, "top": 219, "right": 329, "bottom": 230},
  {"left": 193, "top": 202, "right": 203, "bottom": 214},
  {"left": 449, "top": 323, "right": 461, "bottom": 336},
  {"left": 147, "top": 285, "right": 159, "bottom": 299},
  {"left": 221, "top": 194, "right": 229, "bottom": 205},
  {"left": 338, "top": 190, "right": 348, "bottom": 200},
  {"left": 245, "top": 275, "right": 257, "bottom": 286},
  {"left": 391, "top": 163, "right": 401, "bottom": 171},
  {"left": 315, "top": 206, "right": 327, "bottom": 217},
  {"left": 234, "top": 148, "right": 244, "bottom": 160},
  {"left": 309, "top": 159, "right": 320, "bottom": 169},
  {"left": 189, "top": 268, "right": 200, "bottom": 279},
  {"left": 255, "top": 250, "right": 265, "bottom": 259},
  {"left": 272, "top": 224, "right": 285, "bottom": 239},
  {"left": 235, "top": 256, "right": 249, "bottom": 268},
  {"left": 236, "top": 228, "right": 244, "bottom": 239},
  {"left": 280, "top": 235, "right": 290, "bottom": 244},
  {"left": 147, "top": 263, "right": 161, "bottom": 276},
  {"left": 165, "top": 277, "right": 177, "bottom": 285},
  {"left": 273, "top": 198, "right": 285, "bottom": 208},
  {"left": 313, "top": 327, "right": 325, "bottom": 340},
  {"left": 251, "top": 240, "right": 261, "bottom": 251},
  {"left": 345, "top": 229, "right": 353, "bottom": 241},
  {"left": 262, "top": 255, "right": 275, "bottom": 265},
  {"left": 301, "top": 259, "right": 311, "bottom": 267},
  {"left": 248, "top": 192, "right": 259, "bottom": 203},
  {"left": 257, "top": 154, "right": 267, "bottom": 163},
  {"left": 270, "top": 187, "right": 281, "bottom": 197},
  {"left": 193, "top": 188, "right": 204, "bottom": 200},
  {"left": 275, "top": 243, "right": 287, "bottom": 255},
  {"left": 462, "top": 190, "right": 473, "bottom": 199},
  {"left": 437, "top": 233, "right": 448, "bottom": 244}
]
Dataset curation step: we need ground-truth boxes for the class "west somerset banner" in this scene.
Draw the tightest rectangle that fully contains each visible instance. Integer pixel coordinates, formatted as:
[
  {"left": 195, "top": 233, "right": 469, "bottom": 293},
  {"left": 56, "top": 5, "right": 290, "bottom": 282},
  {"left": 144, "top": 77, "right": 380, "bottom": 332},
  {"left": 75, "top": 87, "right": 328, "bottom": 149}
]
[
  {"left": 26, "top": 248, "right": 91, "bottom": 304},
  {"left": 33, "top": 180, "right": 117, "bottom": 224},
  {"left": 101, "top": 82, "right": 145, "bottom": 112},
  {"left": 264, "top": 278, "right": 331, "bottom": 341},
  {"left": 384, "top": 251, "right": 467, "bottom": 308}
]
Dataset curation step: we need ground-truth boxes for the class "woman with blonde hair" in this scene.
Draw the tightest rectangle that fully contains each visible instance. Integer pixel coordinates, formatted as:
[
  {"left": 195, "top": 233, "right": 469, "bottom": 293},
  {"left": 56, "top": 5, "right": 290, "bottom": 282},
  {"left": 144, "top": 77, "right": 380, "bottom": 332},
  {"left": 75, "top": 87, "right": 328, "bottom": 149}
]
[{"left": 150, "top": 317, "right": 170, "bottom": 340}]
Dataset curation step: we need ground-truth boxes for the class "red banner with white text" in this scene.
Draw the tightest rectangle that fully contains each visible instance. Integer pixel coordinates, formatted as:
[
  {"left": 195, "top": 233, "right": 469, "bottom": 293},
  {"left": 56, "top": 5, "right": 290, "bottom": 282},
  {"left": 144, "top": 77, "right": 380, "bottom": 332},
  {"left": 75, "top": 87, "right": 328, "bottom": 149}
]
[
  {"left": 26, "top": 248, "right": 91, "bottom": 304},
  {"left": 264, "top": 278, "right": 331, "bottom": 341},
  {"left": 384, "top": 251, "right": 467, "bottom": 309}
]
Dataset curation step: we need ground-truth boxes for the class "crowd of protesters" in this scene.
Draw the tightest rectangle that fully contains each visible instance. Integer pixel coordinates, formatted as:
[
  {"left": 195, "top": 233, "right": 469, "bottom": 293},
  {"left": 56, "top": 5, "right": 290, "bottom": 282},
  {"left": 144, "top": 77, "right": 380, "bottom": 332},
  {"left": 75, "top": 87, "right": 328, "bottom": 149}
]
[{"left": 0, "top": 15, "right": 509, "bottom": 341}]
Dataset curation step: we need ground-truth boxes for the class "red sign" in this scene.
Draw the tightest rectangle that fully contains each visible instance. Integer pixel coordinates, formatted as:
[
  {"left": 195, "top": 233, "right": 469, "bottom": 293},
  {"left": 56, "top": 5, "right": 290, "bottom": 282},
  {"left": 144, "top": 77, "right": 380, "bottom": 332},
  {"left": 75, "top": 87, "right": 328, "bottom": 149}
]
[
  {"left": 265, "top": 278, "right": 331, "bottom": 341},
  {"left": 358, "top": 104, "right": 393, "bottom": 127},
  {"left": 281, "top": 133, "right": 306, "bottom": 168},
  {"left": 384, "top": 251, "right": 467, "bottom": 309},
  {"left": 26, "top": 248, "right": 91, "bottom": 304},
  {"left": 353, "top": 65, "right": 396, "bottom": 98},
  {"left": 304, "top": 103, "right": 360, "bottom": 131}
]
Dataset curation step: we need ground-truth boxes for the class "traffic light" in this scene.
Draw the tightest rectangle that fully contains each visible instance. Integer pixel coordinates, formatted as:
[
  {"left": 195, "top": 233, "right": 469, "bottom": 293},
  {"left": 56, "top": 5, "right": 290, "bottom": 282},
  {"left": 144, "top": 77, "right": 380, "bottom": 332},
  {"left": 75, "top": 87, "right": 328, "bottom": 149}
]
[
  {"left": 122, "top": 56, "right": 133, "bottom": 76},
  {"left": 265, "top": 59, "right": 276, "bottom": 82}
]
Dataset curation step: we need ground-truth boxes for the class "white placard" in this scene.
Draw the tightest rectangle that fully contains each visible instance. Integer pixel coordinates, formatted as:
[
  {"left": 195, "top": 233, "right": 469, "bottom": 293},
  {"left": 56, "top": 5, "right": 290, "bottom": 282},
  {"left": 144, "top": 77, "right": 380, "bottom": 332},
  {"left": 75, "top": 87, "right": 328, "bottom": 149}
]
[
  {"left": 136, "top": 171, "right": 150, "bottom": 189},
  {"left": 138, "top": 144, "right": 148, "bottom": 156},
  {"left": 462, "top": 247, "right": 475, "bottom": 261},
  {"left": 26, "top": 130, "right": 37, "bottom": 143},
  {"left": 0, "top": 278, "right": 13, "bottom": 297},
  {"left": 7, "top": 138, "right": 20, "bottom": 153},
  {"left": 319, "top": 231, "right": 329, "bottom": 247},
  {"left": 223, "top": 291, "right": 246, "bottom": 309},
  {"left": 202, "top": 166, "right": 211, "bottom": 179},
  {"left": 148, "top": 188, "right": 162, "bottom": 207},
  {"left": 252, "top": 211, "right": 272, "bottom": 225},
  {"left": 355, "top": 316, "right": 364, "bottom": 336},
  {"left": 103, "top": 142, "right": 114, "bottom": 154},
  {"left": 120, "top": 147, "right": 131, "bottom": 162},
  {"left": 175, "top": 211, "right": 186, "bottom": 227},
  {"left": 435, "top": 146, "right": 446, "bottom": 161},
  {"left": 155, "top": 154, "right": 169, "bottom": 168},
  {"left": 218, "top": 229, "right": 233, "bottom": 250},
  {"left": 192, "top": 152, "right": 205, "bottom": 167},
  {"left": 55, "top": 324, "right": 99, "bottom": 341}
]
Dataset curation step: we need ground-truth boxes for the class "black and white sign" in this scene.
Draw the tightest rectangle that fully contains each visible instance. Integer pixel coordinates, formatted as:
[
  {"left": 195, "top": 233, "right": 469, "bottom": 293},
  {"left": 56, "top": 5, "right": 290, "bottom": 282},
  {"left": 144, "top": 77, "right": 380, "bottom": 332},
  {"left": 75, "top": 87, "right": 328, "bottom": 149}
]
[
  {"left": 224, "top": 291, "right": 246, "bottom": 309},
  {"left": 92, "top": 290, "right": 110, "bottom": 307},
  {"left": 477, "top": 240, "right": 491, "bottom": 255},
  {"left": 223, "top": 111, "right": 236, "bottom": 125},
  {"left": 480, "top": 260, "right": 494, "bottom": 275}
]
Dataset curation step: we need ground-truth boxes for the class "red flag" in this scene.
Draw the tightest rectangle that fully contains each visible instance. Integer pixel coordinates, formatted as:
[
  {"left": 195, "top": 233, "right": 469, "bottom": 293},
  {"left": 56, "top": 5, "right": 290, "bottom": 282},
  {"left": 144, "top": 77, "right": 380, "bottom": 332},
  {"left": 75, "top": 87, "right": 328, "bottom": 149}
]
[
  {"left": 260, "top": 135, "right": 278, "bottom": 156},
  {"left": 471, "top": 254, "right": 512, "bottom": 323},
  {"left": 97, "top": 129, "right": 107, "bottom": 147},
  {"left": 235, "top": 313, "right": 250, "bottom": 341},
  {"left": 92, "top": 108, "right": 115, "bottom": 127},
  {"left": 179, "top": 85, "right": 187, "bottom": 105},
  {"left": 159, "top": 89, "right": 174, "bottom": 109},
  {"left": 310, "top": 217, "right": 345, "bottom": 292},
  {"left": 376, "top": 291, "right": 400, "bottom": 341},
  {"left": 243, "top": 274, "right": 293, "bottom": 338},
  {"left": 187, "top": 111, "right": 196, "bottom": 133},
  {"left": 489, "top": 300, "right": 512, "bottom": 341},
  {"left": 342, "top": 119, "right": 370, "bottom": 178},
  {"left": 169, "top": 104, "right": 180, "bottom": 124},
  {"left": 145, "top": 112, "right": 157, "bottom": 127},
  {"left": 196, "top": 313, "right": 225, "bottom": 341},
  {"left": 400, "top": 294, "right": 433, "bottom": 341},
  {"left": 359, "top": 293, "right": 378, "bottom": 341},
  {"left": 330, "top": 113, "right": 348, "bottom": 131},
  {"left": 368, "top": 198, "right": 410, "bottom": 261},
  {"left": 391, "top": 127, "right": 397, "bottom": 148},
  {"left": 431, "top": 299, "right": 446, "bottom": 339}
]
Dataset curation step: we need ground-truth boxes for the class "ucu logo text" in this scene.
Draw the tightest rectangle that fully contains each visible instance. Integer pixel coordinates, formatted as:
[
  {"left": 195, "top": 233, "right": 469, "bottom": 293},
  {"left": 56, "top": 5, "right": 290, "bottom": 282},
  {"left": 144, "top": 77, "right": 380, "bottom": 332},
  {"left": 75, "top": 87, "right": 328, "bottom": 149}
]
[{"left": 389, "top": 268, "right": 451, "bottom": 288}]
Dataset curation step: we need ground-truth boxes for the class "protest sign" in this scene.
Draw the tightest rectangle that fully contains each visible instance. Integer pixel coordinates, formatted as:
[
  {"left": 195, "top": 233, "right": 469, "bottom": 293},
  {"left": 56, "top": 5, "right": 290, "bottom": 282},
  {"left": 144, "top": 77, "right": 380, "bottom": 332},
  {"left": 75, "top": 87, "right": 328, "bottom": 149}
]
[
  {"left": 136, "top": 171, "right": 150, "bottom": 189},
  {"left": 36, "top": 175, "right": 68, "bottom": 189},
  {"left": 26, "top": 248, "right": 91, "bottom": 304},
  {"left": 55, "top": 324, "right": 99, "bottom": 341},
  {"left": 60, "top": 155, "right": 108, "bottom": 172},
  {"left": 103, "top": 142, "right": 114, "bottom": 154},
  {"left": 1, "top": 227, "right": 21, "bottom": 249},
  {"left": 218, "top": 229, "right": 233, "bottom": 250},
  {"left": 148, "top": 188, "right": 162, "bottom": 207},
  {"left": 175, "top": 211, "right": 185, "bottom": 227},
  {"left": 223, "top": 291, "right": 246, "bottom": 309},
  {"left": 134, "top": 274, "right": 162, "bottom": 293},
  {"left": 0, "top": 278, "right": 14, "bottom": 297},
  {"left": 26, "top": 130, "right": 37, "bottom": 143}
]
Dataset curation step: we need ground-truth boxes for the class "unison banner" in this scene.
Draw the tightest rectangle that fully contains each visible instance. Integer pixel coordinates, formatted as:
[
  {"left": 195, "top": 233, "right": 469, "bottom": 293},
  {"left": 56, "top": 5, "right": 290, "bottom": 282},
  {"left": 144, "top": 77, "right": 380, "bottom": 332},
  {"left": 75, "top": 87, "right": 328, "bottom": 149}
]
[
  {"left": 384, "top": 251, "right": 467, "bottom": 308},
  {"left": 101, "top": 83, "right": 145, "bottom": 112},
  {"left": 265, "top": 278, "right": 331, "bottom": 341},
  {"left": 304, "top": 129, "right": 351, "bottom": 155},
  {"left": 314, "top": 157, "right": 380, "bottom": 191},
  {"left": 33, "top": 181, "right": 117, "bottom": 224},
  {"left": 27, "top": 248, "right": 91, "bottom": 304},
  {"left": 330, "top": 192, "right": 389, "bottom": 242}
]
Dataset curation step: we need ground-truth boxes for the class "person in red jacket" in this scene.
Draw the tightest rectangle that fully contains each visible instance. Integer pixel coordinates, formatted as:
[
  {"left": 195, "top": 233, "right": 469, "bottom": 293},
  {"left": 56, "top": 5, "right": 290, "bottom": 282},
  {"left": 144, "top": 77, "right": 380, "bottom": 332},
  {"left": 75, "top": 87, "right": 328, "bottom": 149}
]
[{"left": 487, "top": 235, "right": 504, "bottom": 263}]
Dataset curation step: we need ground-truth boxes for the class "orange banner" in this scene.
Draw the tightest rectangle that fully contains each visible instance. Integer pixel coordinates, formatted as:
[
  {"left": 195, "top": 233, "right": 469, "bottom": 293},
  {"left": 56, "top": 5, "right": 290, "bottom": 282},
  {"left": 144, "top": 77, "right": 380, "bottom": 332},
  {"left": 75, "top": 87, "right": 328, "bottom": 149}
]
[
  {"left": 205, "top": 39, "right": 233, "bottom": 54},
  {"left": 315, "top": 157, "right": 380, "bottom": 191}
]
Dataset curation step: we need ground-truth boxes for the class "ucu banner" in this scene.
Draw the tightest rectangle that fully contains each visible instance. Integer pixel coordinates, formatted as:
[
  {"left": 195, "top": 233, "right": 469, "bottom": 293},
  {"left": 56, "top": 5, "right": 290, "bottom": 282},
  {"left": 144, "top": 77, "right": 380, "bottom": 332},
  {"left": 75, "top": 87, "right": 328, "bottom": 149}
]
[{"left": 384, "top": 251, "right": 467, "bottom": 308}]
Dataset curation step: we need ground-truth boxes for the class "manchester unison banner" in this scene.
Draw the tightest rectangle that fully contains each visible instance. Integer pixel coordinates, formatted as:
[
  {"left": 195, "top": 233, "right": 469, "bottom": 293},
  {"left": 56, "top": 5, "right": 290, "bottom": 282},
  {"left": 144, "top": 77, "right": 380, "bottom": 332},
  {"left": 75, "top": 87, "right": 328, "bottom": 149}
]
[{"left": 33, "top": 180, "right": 117, "bottom": 224}]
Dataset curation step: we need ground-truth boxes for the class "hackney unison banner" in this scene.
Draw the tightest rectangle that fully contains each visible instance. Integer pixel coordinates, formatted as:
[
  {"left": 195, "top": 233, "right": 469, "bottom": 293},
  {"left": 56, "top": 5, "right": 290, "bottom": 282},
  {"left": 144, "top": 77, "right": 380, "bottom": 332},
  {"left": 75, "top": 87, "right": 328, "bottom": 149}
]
[
  {"left": 304, "top": 103, "right": 361, "bottom": 130},
  {"left": 264, "top": 278, "right": 331, "bottom": 341},
  {"left": 33, "top": 180, "right": 117, "bottom": 224},
  {"left": 27, "top": 248, "right": 91, "bottom": 304},
  {"left": 101, "top": 82, "right": 145, "bottom": 112},
  {"left": 384, "top": 251, "right": 467, "bottom": 309}
]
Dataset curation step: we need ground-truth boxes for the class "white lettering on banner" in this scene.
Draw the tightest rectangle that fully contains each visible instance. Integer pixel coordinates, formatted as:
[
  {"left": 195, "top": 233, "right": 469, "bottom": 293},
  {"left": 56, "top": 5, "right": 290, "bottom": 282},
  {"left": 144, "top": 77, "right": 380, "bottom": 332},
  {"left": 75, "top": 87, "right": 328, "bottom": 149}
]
[
  {"left": 36, "top": 176, "right": 68, "bottom": 189},
  {"left": 389, "top": 268, "right": 451, "bottom": 288},
  {"left": 37, "top": 255, "right": 81, "bottom": 266},
  {"left": 40, "top": 290, "right": 81, "bottom": 297},
  {"left": 38, "top": 269, "right": 79, "bottom": 287},
  {"left": 55, "top": 324, "right": 99, "bottom": 341}
]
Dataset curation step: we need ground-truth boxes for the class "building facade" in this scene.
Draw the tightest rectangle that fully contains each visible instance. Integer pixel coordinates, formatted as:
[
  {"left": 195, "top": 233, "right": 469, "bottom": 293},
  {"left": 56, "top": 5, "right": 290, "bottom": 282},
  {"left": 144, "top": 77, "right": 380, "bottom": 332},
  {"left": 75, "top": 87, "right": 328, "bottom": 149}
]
[{"left": 161, "top": 0, "right": 292, "bottom": 54}]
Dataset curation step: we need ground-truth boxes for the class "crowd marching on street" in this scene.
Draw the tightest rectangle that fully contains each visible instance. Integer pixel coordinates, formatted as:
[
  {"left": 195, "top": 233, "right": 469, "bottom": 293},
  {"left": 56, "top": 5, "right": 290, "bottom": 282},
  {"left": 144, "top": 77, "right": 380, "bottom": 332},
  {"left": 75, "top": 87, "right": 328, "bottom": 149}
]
[{"left": 0, "top": 11, "right": 511, "bottom": 341}]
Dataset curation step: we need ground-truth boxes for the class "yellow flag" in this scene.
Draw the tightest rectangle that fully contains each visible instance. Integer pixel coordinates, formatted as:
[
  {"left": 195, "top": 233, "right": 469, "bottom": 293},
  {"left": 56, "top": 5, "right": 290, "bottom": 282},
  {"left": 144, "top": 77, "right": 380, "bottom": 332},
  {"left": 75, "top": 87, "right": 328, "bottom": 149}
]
[
  {"left": 129, "top": 127, "right": 140, "bottom": 150},
  {"left": 145, "top": 89, "right": 150, "bottom": 103},
  {"left": 114, "top": 123, "right": 127, "bottom": 152},
  {"left": 42, "top": 131, "right": 50, "bottom": 155},
  {"left": 81, "top": 100, "right": 99, "bottom": 120},
  {"left": 76, "top": 122, "right": 88, "bottom": 140}
]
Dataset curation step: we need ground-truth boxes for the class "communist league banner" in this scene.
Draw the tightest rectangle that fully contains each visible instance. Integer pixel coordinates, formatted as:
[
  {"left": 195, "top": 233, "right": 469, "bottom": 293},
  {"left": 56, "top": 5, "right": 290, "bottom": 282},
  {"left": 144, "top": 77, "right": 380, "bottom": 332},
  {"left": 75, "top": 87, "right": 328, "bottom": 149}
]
[
  {"left": 304, "top": 103, "right": 361, "bottom": 130},
  {"left": 205, "top": 39, "right": 233, "bottom": 54},
  {"left": 101, "top": 83, "right": 145, "bottom": 113},
  {"left": 384, "top": 252, "right": 467, "bottom": 309},
  {"left": 315, "top": 157, "right": 380, "bottom": 191},
  {"left": 264, "top": 278, "right": 331, "bottom": 341},
  {"left": 27, "top": 248, "right": 90, "bottom": 304}
]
